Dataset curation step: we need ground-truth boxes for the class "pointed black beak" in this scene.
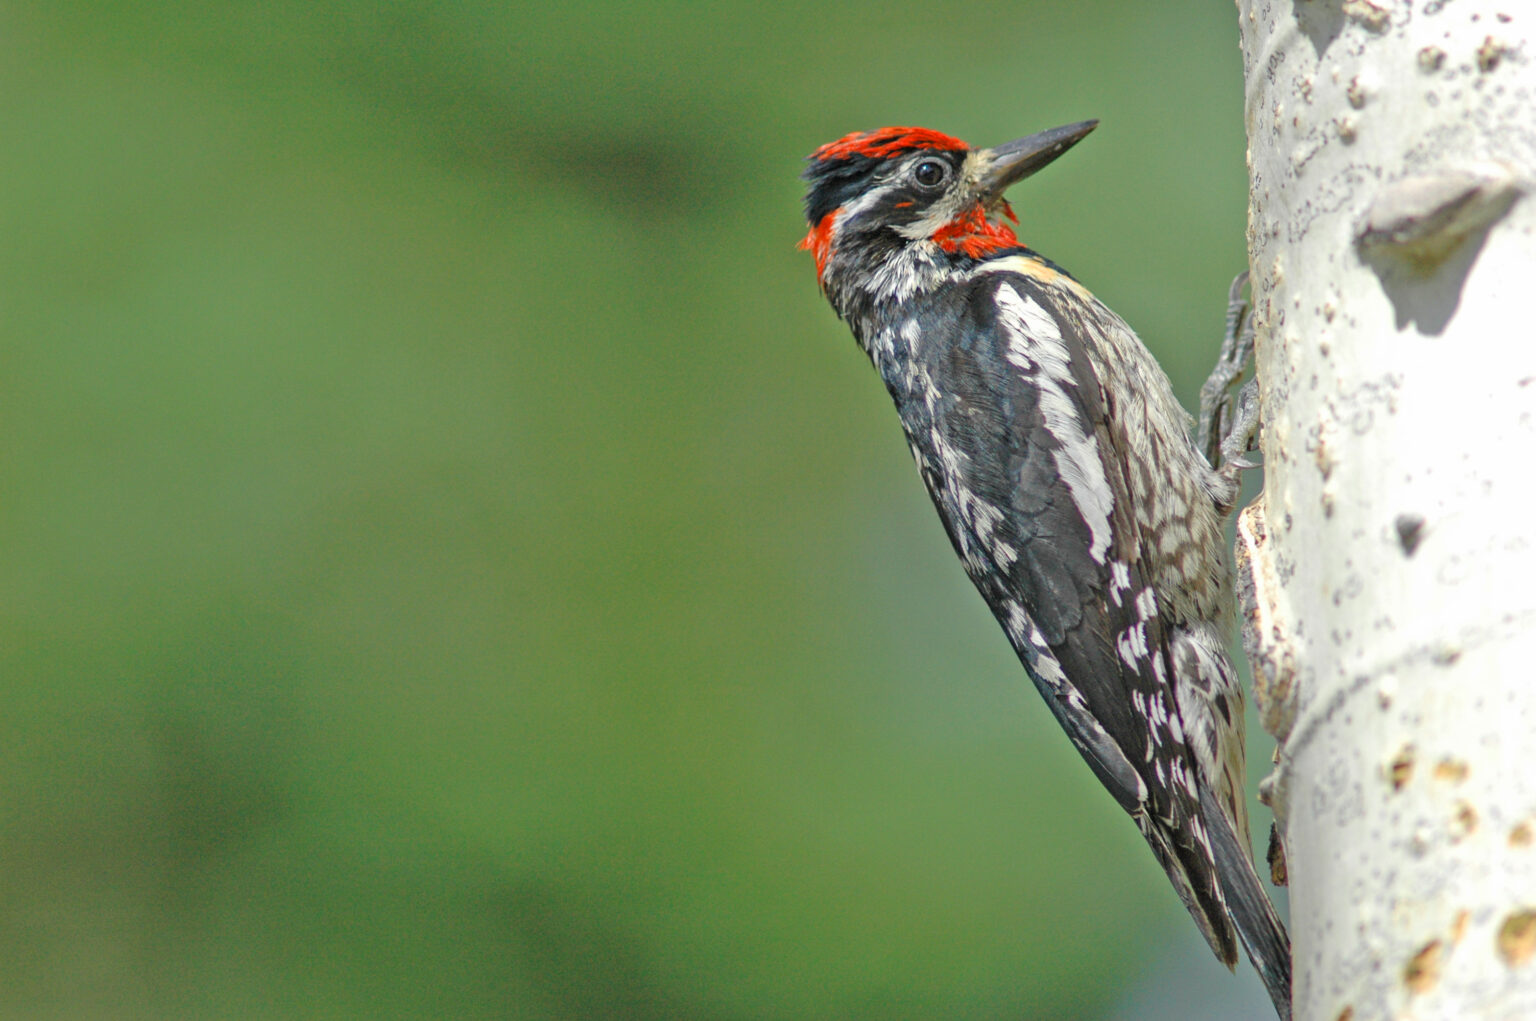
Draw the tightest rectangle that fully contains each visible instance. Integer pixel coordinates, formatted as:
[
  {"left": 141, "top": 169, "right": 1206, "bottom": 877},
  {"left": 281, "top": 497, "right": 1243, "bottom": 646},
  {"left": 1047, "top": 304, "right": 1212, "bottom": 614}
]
[{"left": 977, "top": 120, "right": 1098, "bottom": 201}]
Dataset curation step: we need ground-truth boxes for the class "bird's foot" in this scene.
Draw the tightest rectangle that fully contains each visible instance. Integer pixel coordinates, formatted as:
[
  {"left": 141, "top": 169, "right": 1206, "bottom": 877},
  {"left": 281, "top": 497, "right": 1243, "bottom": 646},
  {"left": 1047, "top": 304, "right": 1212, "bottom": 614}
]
[{"left": 1197, "top": 271, "right": 1260, "bottom": 473}]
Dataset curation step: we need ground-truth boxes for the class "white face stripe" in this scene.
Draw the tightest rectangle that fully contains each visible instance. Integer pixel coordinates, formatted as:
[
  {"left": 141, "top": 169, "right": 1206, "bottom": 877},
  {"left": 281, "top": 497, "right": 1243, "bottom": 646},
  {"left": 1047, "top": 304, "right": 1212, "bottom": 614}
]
[
  {"left": 994, "top": 283, "right": 1115, "bottom": 564},
  {"left": 884, "top": 149, "right": 989, "bottom": 239},
  {"left": 837, "top": 185, "right": 888, "bottom": 222},
  {"left": 889, "top": 149, "right": 990, "bottom": 240}
]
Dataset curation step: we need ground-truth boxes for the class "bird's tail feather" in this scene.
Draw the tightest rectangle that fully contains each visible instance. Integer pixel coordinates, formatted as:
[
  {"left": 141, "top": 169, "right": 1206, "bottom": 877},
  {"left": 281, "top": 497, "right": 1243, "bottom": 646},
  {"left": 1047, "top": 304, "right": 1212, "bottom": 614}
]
[{"left": 1201, "top": 785, "right": 1292, "bottom": 1021}]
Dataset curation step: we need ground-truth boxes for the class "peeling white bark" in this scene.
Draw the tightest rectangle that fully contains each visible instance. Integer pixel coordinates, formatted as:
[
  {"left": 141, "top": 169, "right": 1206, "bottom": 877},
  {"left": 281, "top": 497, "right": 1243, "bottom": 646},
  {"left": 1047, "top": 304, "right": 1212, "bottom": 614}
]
[{"left": 1234, "top": 2, "right": 1536, "bottom": 1019}]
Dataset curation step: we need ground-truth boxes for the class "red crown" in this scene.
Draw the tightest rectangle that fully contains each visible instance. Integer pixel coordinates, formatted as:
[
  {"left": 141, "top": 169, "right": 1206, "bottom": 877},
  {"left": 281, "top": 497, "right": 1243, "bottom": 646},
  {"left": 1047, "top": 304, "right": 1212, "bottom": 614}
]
[{"left": 811, "top": 127, "right": 968, "bottom": 162}]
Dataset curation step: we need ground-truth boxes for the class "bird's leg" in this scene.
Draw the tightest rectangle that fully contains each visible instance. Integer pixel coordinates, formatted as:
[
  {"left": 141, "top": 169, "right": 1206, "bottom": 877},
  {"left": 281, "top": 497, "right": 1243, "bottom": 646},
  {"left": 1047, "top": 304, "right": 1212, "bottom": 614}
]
[
  {"left": 1221, "top": 377, "right": 1261, "bottom": 468},
  {"left": 1197, "top": 271, "right": 1260, "bottom": 472}
]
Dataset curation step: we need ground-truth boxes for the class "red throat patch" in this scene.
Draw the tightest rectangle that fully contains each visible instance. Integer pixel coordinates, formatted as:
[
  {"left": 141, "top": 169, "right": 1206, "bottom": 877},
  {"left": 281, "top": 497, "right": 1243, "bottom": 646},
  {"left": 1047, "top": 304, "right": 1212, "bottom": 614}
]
[{"left": 930, "top": 203, "right": 1022, "bottom": 259}]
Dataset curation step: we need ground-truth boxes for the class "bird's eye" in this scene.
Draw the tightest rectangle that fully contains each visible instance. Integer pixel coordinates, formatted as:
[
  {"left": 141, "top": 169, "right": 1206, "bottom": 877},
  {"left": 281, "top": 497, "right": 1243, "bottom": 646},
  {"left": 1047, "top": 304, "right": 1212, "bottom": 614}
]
[{"left": 912, "top": 159, "right": 948, "bottom": 188}]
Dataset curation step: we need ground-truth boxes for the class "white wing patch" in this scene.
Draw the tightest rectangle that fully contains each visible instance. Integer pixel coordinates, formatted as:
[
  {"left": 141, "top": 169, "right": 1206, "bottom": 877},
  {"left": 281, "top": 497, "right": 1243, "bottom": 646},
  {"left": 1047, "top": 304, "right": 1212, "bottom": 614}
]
[
  {"left": 1108, "top": 560, "right": 1132, "bottom": 606},
  {"left": 1117, "top": 622, "right": 1150, "bottom": 670},
  {"left": 993, "top": 283, "right": 1114, "bottom": 565}
]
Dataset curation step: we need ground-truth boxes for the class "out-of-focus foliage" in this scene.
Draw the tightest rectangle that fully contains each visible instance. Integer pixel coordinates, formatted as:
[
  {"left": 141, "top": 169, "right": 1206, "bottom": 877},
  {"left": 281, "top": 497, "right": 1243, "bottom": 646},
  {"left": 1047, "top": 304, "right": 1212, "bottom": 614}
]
[{"left": 0, "top": 1, "right": 1260, "bottom": 1017}]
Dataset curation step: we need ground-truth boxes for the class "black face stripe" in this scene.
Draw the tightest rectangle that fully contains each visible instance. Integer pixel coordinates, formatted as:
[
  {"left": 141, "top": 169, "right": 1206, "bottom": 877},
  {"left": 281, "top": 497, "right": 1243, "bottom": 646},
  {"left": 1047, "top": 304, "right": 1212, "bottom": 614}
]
[
  {"left": 801, "top": 149, "right": 965, "bottom": 227},
  {"left": 801, "top": 153, "right": 881, "bottom": 225}
]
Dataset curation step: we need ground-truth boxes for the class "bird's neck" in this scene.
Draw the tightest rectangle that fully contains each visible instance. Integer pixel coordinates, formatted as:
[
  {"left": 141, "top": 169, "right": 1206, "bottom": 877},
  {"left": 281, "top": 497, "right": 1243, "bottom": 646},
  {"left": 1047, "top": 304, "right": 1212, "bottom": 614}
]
[
  {"left": 824, "top": 241, "right": 947, "bottom": 324},
  {"left": 819, "top": 208, "right": 1028, "bottom": 328}
]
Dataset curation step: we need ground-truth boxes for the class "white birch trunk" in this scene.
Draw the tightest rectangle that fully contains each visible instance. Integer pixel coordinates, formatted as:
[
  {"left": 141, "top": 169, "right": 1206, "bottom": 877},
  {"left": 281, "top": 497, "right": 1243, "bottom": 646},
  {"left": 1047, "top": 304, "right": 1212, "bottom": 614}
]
[{"left": 1233, "top": 2, "right": 1536, "bottom": 1019}]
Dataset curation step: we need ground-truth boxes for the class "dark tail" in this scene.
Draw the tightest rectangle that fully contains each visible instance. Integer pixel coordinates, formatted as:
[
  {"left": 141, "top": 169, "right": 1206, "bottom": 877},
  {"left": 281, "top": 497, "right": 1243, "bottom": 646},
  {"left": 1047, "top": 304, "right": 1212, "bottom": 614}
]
[{"left": 1201, "top": 786, "right": 1292, "bottom": 1021}]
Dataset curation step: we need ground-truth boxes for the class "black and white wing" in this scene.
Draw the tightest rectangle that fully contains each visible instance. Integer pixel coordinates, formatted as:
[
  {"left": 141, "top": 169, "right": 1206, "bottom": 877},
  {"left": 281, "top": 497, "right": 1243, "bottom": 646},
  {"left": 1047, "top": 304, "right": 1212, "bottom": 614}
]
[{"left": 890, "top": 269, "right": 1239, "bottom": 964}]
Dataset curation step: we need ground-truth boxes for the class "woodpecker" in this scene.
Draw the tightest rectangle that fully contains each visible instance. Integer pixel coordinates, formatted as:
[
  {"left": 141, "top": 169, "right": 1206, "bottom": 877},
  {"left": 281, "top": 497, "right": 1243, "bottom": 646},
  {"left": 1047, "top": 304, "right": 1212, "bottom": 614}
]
[{"left": 800, "top": 122, "right": 1290, "bottom": 1018}]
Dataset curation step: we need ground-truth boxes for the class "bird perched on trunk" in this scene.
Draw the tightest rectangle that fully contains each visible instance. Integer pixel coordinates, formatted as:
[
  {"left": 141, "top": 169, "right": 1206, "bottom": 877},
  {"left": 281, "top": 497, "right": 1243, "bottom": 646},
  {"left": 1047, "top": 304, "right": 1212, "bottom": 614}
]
[{"left": 799, "top": 122, "right": 1290, "bottom": 1018}]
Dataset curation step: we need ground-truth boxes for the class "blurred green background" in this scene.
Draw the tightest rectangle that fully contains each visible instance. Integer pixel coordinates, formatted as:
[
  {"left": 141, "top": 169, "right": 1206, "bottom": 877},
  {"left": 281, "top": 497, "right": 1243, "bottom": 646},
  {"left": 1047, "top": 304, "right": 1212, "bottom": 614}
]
[{"left": 1, "top": 1, "right": 1277, "bottom": 1017}]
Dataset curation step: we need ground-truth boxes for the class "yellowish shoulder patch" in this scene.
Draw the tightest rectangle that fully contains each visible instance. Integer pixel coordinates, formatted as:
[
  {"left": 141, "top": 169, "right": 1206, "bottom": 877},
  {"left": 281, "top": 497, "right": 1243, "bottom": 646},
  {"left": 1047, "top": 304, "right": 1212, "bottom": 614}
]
[{"left": 978, "top": 254, "right": 1093, "bottom": 301}]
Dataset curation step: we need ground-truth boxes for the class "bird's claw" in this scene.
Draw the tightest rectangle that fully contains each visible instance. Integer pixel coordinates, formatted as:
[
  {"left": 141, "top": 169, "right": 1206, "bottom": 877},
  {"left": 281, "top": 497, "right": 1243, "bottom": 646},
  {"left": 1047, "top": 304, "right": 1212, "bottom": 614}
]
[{"left": 1198, "top": 271, "right": 1260, "bottom": 471}]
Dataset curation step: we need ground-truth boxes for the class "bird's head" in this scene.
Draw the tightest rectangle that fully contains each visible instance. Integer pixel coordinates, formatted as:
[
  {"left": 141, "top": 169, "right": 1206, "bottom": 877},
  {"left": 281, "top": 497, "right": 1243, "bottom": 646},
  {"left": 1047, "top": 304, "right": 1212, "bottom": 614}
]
[{"left": 800, "top": 121, "right": 1096, "bottom": 305}]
